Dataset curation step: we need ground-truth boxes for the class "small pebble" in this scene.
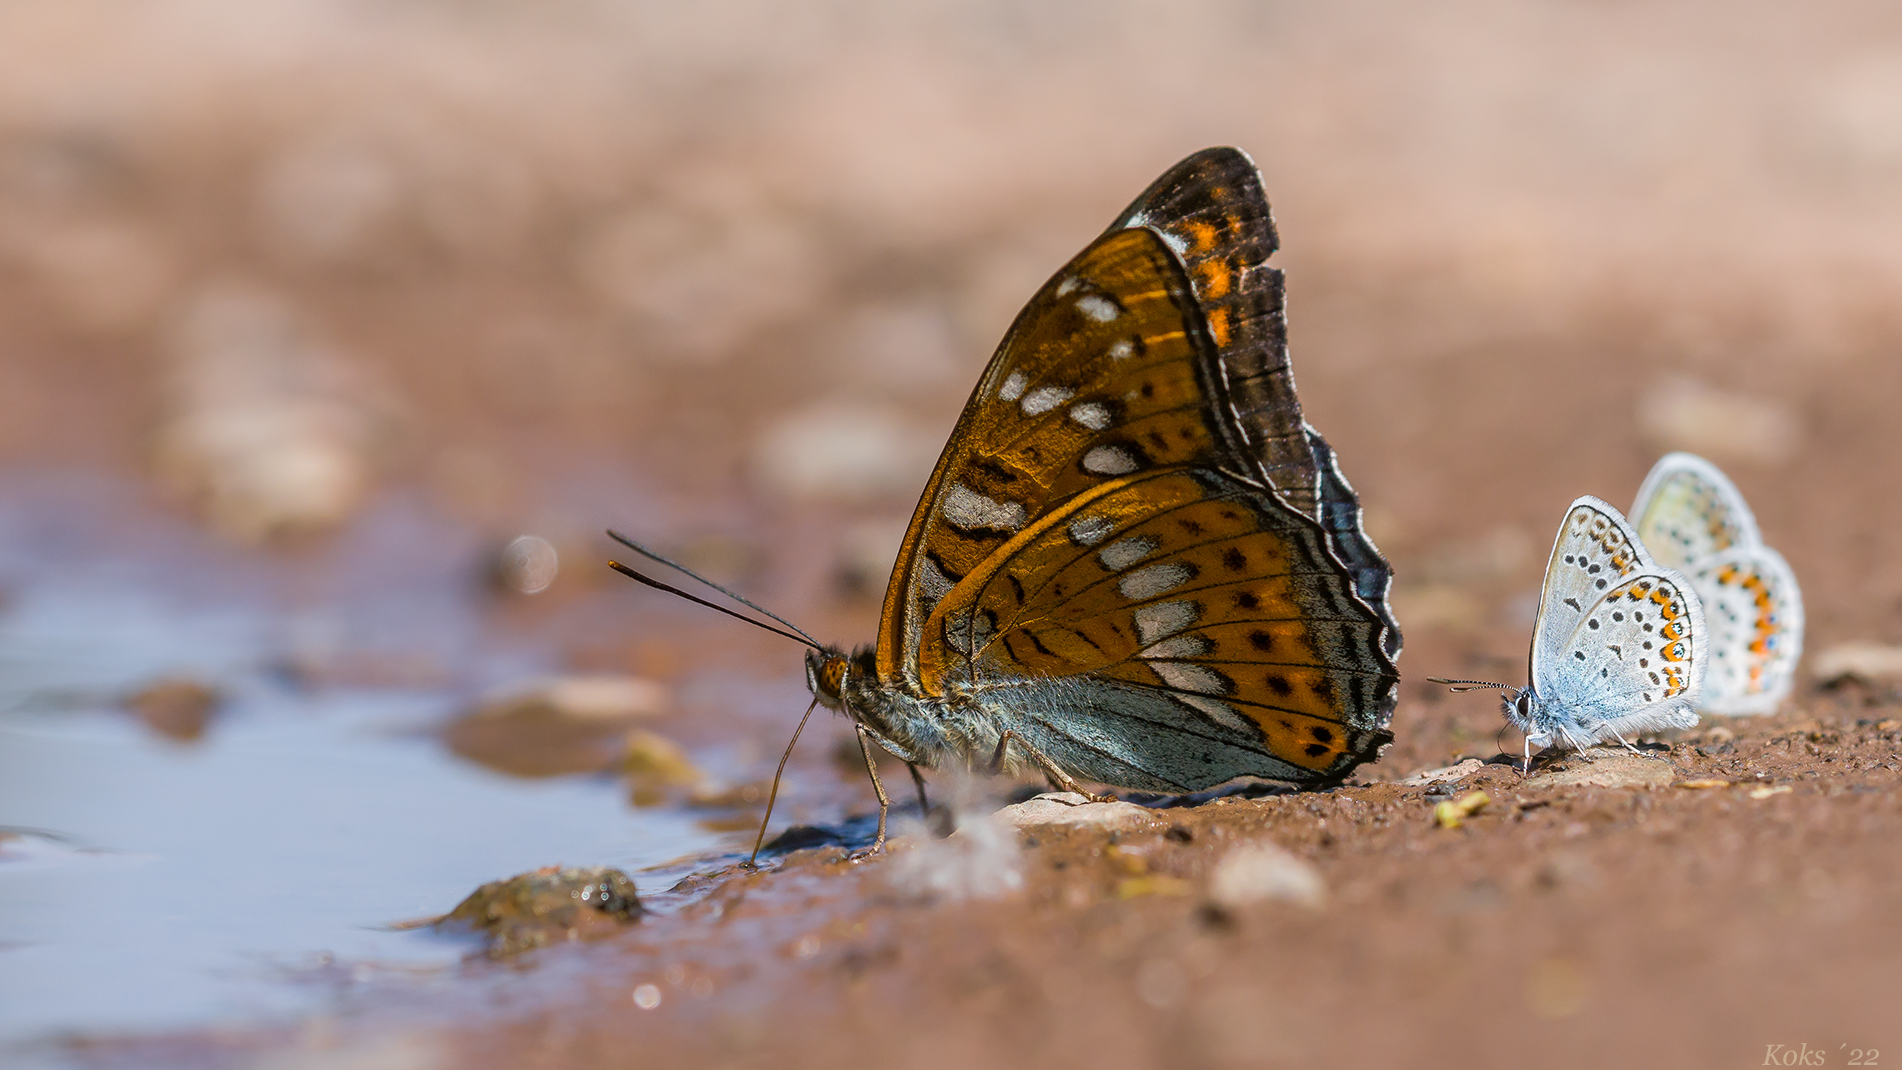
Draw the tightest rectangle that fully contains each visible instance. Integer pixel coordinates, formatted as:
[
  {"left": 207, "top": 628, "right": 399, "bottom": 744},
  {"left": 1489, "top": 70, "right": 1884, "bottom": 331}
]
[
  {"left": 620, "top": 730, "right": 707, "bottom": 807},
  {"left": 1534, "top": 751, "right": 1676, "bottom": 789},
  {"left": 445, "top": 675, "right": 670, "bottom": 777},
  {"left": 125, "top": 678, "right": 222, "bottom": 742},
  {"left": 440, "top": 866, "right": 643, "bottom": 958},
  {"left": 1400, "top": 758, "right": 1484, "bottom": 787},
  {"left": 991, "top": 792, "right": 1158, "bottom": 832},
  {"left": 1813, "top": 642, "right": 1902, "bottom": 685},
  {"left": 1207, "top": 841, "right": 1326, "bottom": 910},
  {"left": 1433, "top": 790, "right": 1491, "bottom": 829}
]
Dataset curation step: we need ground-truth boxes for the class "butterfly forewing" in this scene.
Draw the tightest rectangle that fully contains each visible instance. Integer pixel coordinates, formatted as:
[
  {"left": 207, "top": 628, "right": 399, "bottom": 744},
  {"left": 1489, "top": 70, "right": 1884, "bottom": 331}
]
[
  {"left": 1531, "top": 498, "right": 1649, "bottom": 669},
  {"left": 1111, "top": 148, "right": 1399, "bottom": 661},
  {"left": 880, "top": 227, "right": 1252, "bottom": 684},
  {"left": 1631, "top": 452, "right": 1760, "bottom": 570},
  {"left": 1109, "top": 148, "right": 1313, "bottom": 515}
]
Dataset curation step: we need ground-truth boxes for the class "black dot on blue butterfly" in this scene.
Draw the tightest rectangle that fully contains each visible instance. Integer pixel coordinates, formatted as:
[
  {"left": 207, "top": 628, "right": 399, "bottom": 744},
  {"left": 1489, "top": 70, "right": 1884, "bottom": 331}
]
[
  {"left": 1574, "top": 651, "right": 1585, "bottom": 660},
  {"left": 1613, "top": 612, "right": 1624, "bottom": 621},
  {"left": 1595, "top": 579, "right": 1607, "bottom": 590},
  {"left": 1588, "top": 619, "right": 1600, "bottom": 630},
  {"left": 1588, "top": 564, "right": 1601, "bottom": 574}
]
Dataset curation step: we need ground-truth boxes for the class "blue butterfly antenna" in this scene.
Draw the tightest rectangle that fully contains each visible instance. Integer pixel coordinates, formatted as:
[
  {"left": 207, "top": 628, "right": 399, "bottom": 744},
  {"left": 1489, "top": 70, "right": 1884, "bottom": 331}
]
[{"left": 606, "top": 529, "right": 823, "bottom": 650}]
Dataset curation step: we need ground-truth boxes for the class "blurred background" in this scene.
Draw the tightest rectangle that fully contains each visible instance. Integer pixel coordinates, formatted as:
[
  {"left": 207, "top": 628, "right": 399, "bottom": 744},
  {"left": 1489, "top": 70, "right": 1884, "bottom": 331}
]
[{"left": 2, "top": 0, "right": 1900, "bottom": 1059}]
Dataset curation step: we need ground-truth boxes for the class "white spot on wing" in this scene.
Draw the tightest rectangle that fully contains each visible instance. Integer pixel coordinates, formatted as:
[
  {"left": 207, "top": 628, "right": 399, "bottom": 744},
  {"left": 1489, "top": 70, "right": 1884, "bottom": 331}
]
[
  {"left": 1179, "top": 694, "right": 1252, "bottom": 733},
  {"left": 1141, "top": 634, "right": 1208, "bottom": 659},
  {"left": 1068, "top": 401, "right": 1111, "bottom": 430},
  {"left": 941, "top": 483, "right": 1027, "bottom": 533},
  {"left": 1120, "top": 564, "right": 1192, "bottom": 601},
  {"left": 1098, "top": 536, "right": 1157, "bottom": 572},
  {"left": 1133, "top": 599, "right": 1198, "bottom": 643},
  {"left": 998, "top": 371, "right": 1026, "bottom": 402},
  {"left": 1076, "top": 295, "right": 1119, "bottom": 323},
  {"left": 1083, "top": 446, "right": 1139, "bottom": 475},
  {"left": 1054, "top": 276, "right": 1081, "bottom": 297},
  {"left": 1020, "top": 385, "right": 1074, "bottom": 416},
  {"left": 1153, "top": 660, "right": 1228, "bottom": 696},
  {"left": 1107, "top": 340, "right": 1134, "bottom": 361},
  {"left": 1068, "top": 514, "right": 1113, "bottom": 547}
]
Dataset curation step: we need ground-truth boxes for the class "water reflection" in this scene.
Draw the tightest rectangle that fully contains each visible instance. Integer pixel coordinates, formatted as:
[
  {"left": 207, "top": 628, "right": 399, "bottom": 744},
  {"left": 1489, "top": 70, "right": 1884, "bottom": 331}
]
[{"left": 0, "top": 493, "right": 721, "bottom": 1056}]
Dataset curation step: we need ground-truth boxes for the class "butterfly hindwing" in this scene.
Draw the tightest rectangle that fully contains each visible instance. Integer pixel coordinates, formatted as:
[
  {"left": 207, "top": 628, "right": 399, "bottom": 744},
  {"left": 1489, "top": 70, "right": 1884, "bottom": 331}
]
[
  {"left": 1308, "top": 427, "right": 1401, "bottom": 658},
  {"left": 919, "top": 467, "right": 1394, "bottom": 786},
  {"left": 1688, "top": 544, "right": 1802, "bottom": 715}
]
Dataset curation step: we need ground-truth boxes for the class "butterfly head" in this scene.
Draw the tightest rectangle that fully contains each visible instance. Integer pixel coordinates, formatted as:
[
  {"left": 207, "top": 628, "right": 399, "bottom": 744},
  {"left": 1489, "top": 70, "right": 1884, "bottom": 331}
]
[
  {"left": 1501, "top": 687, "right": 1534, "bottom": 731},
  {"left": 805, "top": 645, "right": 873, "bottom": 713}
]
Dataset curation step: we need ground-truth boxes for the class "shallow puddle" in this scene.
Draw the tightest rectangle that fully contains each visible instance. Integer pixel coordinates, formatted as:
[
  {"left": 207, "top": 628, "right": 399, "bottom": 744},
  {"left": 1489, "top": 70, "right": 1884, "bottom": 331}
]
[{"left": 0, "top": 485, "right": 729, "bottom": 1061}]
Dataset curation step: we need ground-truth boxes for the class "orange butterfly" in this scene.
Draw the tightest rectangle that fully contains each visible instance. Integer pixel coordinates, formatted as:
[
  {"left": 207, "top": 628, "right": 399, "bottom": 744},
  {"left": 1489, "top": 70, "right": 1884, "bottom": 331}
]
[{"left": 616, "top": 148, "right": 1399, "bottom": 855}]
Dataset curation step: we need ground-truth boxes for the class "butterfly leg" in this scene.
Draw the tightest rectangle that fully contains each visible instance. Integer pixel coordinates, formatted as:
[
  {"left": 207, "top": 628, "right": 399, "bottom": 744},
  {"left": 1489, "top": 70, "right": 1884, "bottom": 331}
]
[
  {"left": 989, "top": 730, "right": 1113, "bottom": 803},
  {"left": 906, "top": 761, "right": 931, "bottom": 814},
  {"left": 851, "top": 723, "right": 892, "bottom": 858},
  {"left": 1602, "top": 724, "right": 1645, "bottom": 756},
  {"left": 1555, "top": 724, "right": 1595, "bottom": 761}
]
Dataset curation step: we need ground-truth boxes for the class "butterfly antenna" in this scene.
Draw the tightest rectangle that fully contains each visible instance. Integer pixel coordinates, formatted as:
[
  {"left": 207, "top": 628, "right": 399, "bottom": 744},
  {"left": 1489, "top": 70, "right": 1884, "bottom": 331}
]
[
  {"left": 606, "top": 530, "right": 824, "bottom": 649},
  {"left": 1426, "top": 676, "right": 1512, "bottom": 694},
  {"left": 747, "top": 696, "right": 820, "bottom": 868},
  {"left": 607, "top": 561, "right": 821, "bottom": 651}
]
